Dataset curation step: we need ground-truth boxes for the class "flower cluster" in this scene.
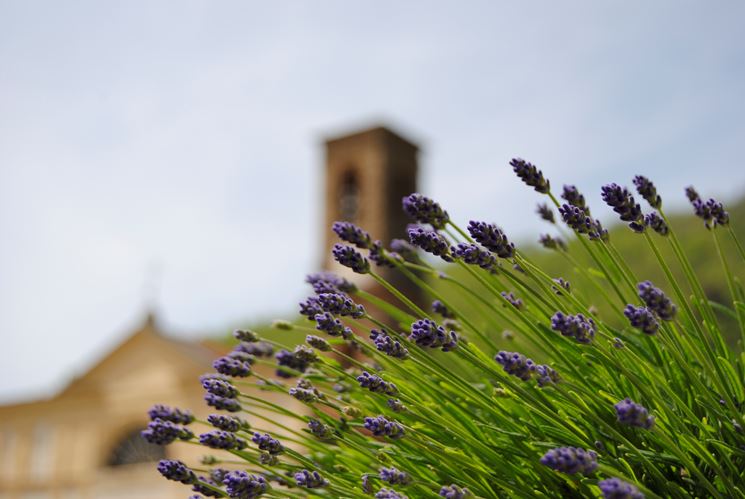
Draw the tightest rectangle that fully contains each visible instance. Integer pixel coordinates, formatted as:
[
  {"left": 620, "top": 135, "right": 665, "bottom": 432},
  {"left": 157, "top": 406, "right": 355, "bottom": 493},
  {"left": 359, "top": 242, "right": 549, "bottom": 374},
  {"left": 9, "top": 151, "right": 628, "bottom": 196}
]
[
  {"left": 510, "top": 158, "right": 550, "bottom": 193},
  {"left": 363, "top": 415, "right": 405, "bottom": 439},
  {"left": 369, "top": 329, "right": 409, "bottom": 359},
  {"left": 559, "top": 204, "right": 608, "bottom": 241},
  {"left": 623, "top": 305, "right": 659, "bottom": 335},
  {"left": 550, "top": 312, "right": 596, "bottom": 343},
  {"left": 402, "top": 193, "right": 450, "bottom": 229},
  {"left": 601, "top": 183, "right": 644, "bottom": 232},
  {"left": 332, "top": 243, "right": 371, "bottom": 273},
  {"left": 332, "top": 221, "right": 373, "bottom": 249},
  {"left": 357, "top": 371, "right": 399, "bottom": 395},
  {"left": 561, "top": 184, "right": 589, "bottom": 212},
  {"left": 408, "top": 227, "right": 453, "bottom": 261},
  {"left": 598, "top": 478, "right": 645, "bottom": 499},
  {"left": 614, "top": 398, "right": 655, "bottom": 429},
  {"left": 451, "top": 242, "right": 498, "bottom": 271},
  {"left": 295, "top": 469, "right": 329, "bottom": 488},
  {"left": 223, "top": 471, "right": 267, "bottom": 498},
  {"left": 142, "top": 419, "right": 193, "bottom": 445},
  {"left": 637, "top": 281, "right": 676, "bottom": 321},
  {"left": 633, "top": 175, "right": 661, "bottom": 209},
  {"left": 409, "top": 319, "right": 458, "bottom": 351},
  {"left": 466, "top": 221, "right": 514, "bottom": 258},
  {"left": 540, "top": 447, "right": 598, "bottom": 475},
  {"left": 317, "top": 292, "right": 365, "bottom": 318}
]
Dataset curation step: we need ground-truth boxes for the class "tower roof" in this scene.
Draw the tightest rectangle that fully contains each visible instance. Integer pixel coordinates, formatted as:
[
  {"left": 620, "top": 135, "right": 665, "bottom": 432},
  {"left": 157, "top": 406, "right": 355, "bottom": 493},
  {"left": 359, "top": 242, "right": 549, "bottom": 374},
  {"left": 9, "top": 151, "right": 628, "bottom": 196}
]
[{"left": 324, "top": 124, "right": 420, "bottom": 152}]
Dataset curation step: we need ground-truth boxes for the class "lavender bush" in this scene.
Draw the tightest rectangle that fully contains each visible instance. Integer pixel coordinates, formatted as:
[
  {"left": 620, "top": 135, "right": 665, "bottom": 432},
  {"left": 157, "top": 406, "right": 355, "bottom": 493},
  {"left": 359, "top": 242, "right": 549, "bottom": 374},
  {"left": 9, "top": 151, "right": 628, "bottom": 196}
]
[{"left": 145, "top": 161, "right": 745, "bottom": 498}]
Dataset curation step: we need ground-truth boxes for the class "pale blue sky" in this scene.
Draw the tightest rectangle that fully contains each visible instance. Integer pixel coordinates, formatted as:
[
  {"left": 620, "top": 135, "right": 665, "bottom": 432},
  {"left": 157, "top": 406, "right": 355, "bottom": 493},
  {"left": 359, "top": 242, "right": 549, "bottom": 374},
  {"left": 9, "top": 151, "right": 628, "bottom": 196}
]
[{"left": 1, "top": 1, "right": 745, "bottom": 402}]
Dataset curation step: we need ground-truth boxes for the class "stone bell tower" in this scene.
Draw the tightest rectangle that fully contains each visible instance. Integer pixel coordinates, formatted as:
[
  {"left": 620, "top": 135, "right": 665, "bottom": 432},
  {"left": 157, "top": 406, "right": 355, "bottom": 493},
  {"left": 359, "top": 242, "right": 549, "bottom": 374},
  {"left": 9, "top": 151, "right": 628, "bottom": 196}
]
[{"left": 322, "top": 125, "right": 419, "bottom": 293}]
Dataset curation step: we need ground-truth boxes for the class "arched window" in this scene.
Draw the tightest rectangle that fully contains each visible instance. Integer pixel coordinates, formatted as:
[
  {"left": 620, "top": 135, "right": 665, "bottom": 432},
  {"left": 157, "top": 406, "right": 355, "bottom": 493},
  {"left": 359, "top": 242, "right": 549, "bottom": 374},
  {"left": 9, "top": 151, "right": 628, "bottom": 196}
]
[
  {"left": 107, "top": 428, "right": 165, "bottom": 467},
  {"left": 338, "top": 170, "right": 359, "bottom": 222}
]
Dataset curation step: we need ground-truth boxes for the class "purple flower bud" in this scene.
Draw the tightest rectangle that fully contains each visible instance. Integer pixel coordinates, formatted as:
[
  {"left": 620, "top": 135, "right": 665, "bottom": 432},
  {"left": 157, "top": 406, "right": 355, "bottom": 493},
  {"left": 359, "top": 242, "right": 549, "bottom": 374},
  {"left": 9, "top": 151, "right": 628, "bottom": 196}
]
[
  {"left": 685, "top": 186, "right": 699, "bottom": 202},
  {"left": 402, "top": 193, "right": 450, "bottom": 229},
  {"left": 192, "top": 468, "right": 228, "bottom": 498},
  {"left": 387, "top": 398, "right": 407, "bottom": 412},
  {"left": 200, "top": 374, "right": 238, "bottom": 399},
  {"left": 623, "top": 305, "right": 659, "bottom": 335},
  {"left": 204, "top": 393, "right": 241, "bottom": 413},
  {"left": 223, "top": 471, "right": 267, "bottom": 498},
  {"left": 637, "top": 281, "right": 676, "bottom": 320},
  {"left": 432, "top": 300, "right": 456, "bottom": 319},
  {"left": 644, "top": 212, "right": 668, "bottom": 236},
  {"left": 510, "top": 158, "right": 550, "bottom": 193},
  {"left": 289, "top": 378, "right": 324, "bottom": 403},
  {"left": 251, "top": 432, "right": 283, "bottom": 454},
  {"left": 467, "top": 221, "right": 515, "bottom": 258},
  {"left": 369, "top": 329, "right": 409, "bottom": 359},
  {"left": 294, "top": 469, "right": 329, "bottom": 488},
  {"left": 235, "top": 341, "right": 274, "bottom": 358},
  {"left": 199, "top": 430, "right": 247, "bottom": 450},
  {"left": 559, "top": 204, "right": 609, "bottom": 241},
  {"left": 213, "top": 355, "right": 252, "bottom": 378},
  {"left": 500, "top": 291, "right": 523, "bottom": 310},
  {"left": 601, "top": 183, "right": 644, "bottom": 232},
  {"left": 439, "top": 484, "right": 471, "bottom": 498},
  {"left": 633, "top": 175, "right": 661, "bottom": 209},
  {"left": 614, "top": 398, "right": 655, "bottom": 429},
  {"left": 562, "top": 185, "right": 590, "bottom": 213},
  {"left": 157, "top": 459, "right": 197, "bottom": 484},
  {"left": 314, "top": 312, "right": 353, "bottom": 338},
  {"left": 535, "top": 364, "right": 560, "bottom": 387},
  {"left": 409, "top": 319, "right": 458, "bottom": 352},
  {"left": 317, "top": 292, "right": 365, "bottom": 318},
  {"left": 598, "top": 477, "right": 645, "bottom": 499},
  {"left": 408, "top": 227, "right": 453, "bottom": 261},
  {"left": 306, "top": 272, "right": 357, "bottom": 294},
  {"left": 540, "top": 447, "right": 598, "bottom": 475},
  {"left": 363, "top": 415, "right": 405, "bottom": 439},
  {"left": 551, "top": 312, "right": 596, "bottom": 344},
  {"left": 207, "top": 414, "right": 249, "bottom": 432},
  {"left": 308, "top": 418, "right": 333, "bottom": 439},
  {"left": 539, "top": 234, "right": 567, "bottom": 251},
  {"left": 451, "top": 242, "right": 498, "bottom": 271},
  {"left": 275, "top": 346, "right": 317, "bottom": 378},
  {"left": 148, "top": 404, "right": 194, "bottom": 425},
  {"left": 379, "top": 467, "right": 411, "bottom": 485},
  {"left": 299, "top": 296, "right": 323, "bottom": 318},
  {"left": 357, "top": 371, "right": 398, "bottom": 395},
  {"left": 332, "top": 221, "right": 373, "bottom": 249},
  {"left": 376, "top": 488, "right": 408, "bottom": 499},
  {"left": 494, "top": 351, "right": 535, "bottom": 381},
  {"left": 536, "top": 202, "right": 555, "bottom": 223},
  {"left": 306, "top": 335, "right": 331, "bottom": 351},
  {"left": 332, "top": 243, "right": 370, "bottom": 274},
  {"left": 233, "top": 329, "right": 259, "bottom": 342},
  {"left": 142, "top": 419, "right": 193, "bottom": 445}
]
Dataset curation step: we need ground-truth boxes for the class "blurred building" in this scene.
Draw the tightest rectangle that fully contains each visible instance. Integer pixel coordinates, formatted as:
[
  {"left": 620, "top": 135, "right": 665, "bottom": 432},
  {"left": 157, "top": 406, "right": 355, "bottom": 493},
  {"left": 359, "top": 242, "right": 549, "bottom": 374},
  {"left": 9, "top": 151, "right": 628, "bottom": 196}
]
[
  {"left": 0, "top": 314, "right": 223, "bottom": 499},
  {"left": 0, "top": 124, "right": 420, "bottom": 499}
]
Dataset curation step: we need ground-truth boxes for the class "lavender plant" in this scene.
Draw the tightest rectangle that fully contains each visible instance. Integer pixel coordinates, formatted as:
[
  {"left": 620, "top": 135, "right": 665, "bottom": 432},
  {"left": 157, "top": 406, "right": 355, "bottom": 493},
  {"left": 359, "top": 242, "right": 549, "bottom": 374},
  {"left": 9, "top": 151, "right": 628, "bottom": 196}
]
[{"left": 145, "top": 161, "right": 745, "bottom": 498}]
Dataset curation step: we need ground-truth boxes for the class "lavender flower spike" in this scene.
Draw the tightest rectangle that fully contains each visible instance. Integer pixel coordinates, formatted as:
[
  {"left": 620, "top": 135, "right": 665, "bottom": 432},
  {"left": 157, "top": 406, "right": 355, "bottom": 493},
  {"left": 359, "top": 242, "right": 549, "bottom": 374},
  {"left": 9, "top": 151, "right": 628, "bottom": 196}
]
[
  {"left": 223, "top": 471, "right": 267, "bottom": 499},
  {"left": 409, "top": 319, "right": 458, "bottom": 352},
  {"left": 644, "top": 212, "right": 669, "bottom": 236},
  {"left": 402, "top": 193, "right": 450, "bottom": 229},
  {"left": 539, "top": 234, "right": 567, "bottom": 251},
  {"left": 624, "top": 305, "right": 659, "bottom": 335},
  {"left": 439, "top": 484, "right": 472, "bottom": 498},
  {"left": 637, "top": 281, "right": 677, "bottom": 320},
  {"left": 510, "top": 158, "right": 550, "bottom": 193},
  {"left": 494, "top": 351, "right": 535, "bottom": 381},
  {"left": 376, "top": 488, "right": 408, "bottom": 499},
  {"left": 633, "top": 175, "right": 661, "bottom": 209},
  {"left": 614, "top": 398, "right": 655, "bottom": 429},
  {"left": 363, "top": 415, "right": 405, "bottom": 439},
  {"left": 370, "top": 329, "right": 409, "bottom": 359},
  {"left": 199, "top": 430, "right": 247, "bottom": 450},
  {"left": 408, "top": 227, "right": 453, "bottom": 261},
  {"left": 317, "top": 292, "right": 365, "bottom": 318},
  {"left": 157, "top": 459, "right": 197, "bottom": 484},
  {"left": 562, "top": 185, "right": 590, "bottom": 213},
  {"left": 294, "top": 469, "right": 329, "bottom": 488},
  {"left": 148, "top": 404, "right": 194, "bottom": 425},
  {"left": 601, "top": 183, "right": 644, "bottom": 231},
  {"left": 432, "top": 299, "right": 456, "bottom": 319},
  {"left": 451, "top": 242, "right": 498, "bottom": 271},
  {"left": 467, "top": 221, "right": 515, "bottom": 258},
  {"left": 379, "top": 466, "right": 411, "bottom": 485},
  {"left": 551, "top": 312, "right": 596, "bottom": 344},
  {"left": 251, "top": 432, "right": 283, "bottom": 454},
  {"left": 142, "top": 419, "right": 194, "bottom": 445},
  {"left": 332, "top": 243, "right": 370, "bottom": 274},
  {"left": 536, "top": 203, "right": 555, "bottom": 223},
  {"left": 599, "top": 478, "right": 645, "bottom": 499},
  {"left": 204, "top": 393, "right": 241, "bottom": 412},
  {"left": 332, "top": 221, "right": 373, "bottom": 249},
  {"left": 357, "top": 371, "right": 398, "bottom": 395},
  {"left": 540, "top": 447, "right": 598, "bottom": 475}
]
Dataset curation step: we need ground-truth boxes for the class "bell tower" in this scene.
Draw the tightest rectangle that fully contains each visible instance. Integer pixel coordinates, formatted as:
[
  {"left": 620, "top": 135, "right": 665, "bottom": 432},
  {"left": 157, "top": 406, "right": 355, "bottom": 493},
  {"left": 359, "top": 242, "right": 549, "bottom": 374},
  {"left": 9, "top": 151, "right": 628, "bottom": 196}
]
[{"left": 322, "top": 125, "right": 419, "bottom": 289}]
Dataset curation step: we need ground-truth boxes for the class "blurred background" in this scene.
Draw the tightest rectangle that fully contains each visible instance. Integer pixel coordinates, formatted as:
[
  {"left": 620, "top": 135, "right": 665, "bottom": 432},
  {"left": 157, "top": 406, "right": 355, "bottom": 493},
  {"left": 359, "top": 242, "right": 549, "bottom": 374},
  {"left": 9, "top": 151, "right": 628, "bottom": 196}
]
[{"left": 1, "top": 1, "right": 745, "bottom": 497}]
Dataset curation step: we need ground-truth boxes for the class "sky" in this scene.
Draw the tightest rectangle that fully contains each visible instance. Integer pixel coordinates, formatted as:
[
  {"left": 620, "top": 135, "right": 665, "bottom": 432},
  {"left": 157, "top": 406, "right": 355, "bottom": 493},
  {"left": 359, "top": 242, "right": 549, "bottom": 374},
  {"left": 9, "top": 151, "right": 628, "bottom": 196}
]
[{"left": 1, "top": 1, "right": 745, "bottom": 403}]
